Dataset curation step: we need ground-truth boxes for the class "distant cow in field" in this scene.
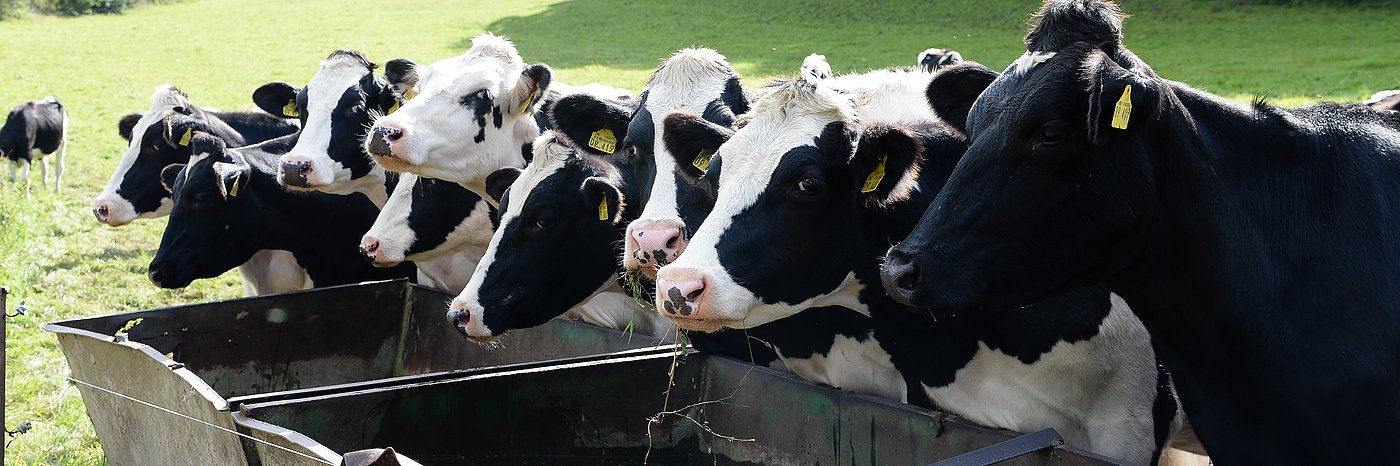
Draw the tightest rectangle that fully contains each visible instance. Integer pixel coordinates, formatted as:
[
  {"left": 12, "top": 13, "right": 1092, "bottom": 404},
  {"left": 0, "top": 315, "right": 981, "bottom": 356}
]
[
  {"left": 1, "top": 96, "right": 68, "bottom": 192},
  {"left": 917, "top": 48, "right": 963, "bottom": 72}
]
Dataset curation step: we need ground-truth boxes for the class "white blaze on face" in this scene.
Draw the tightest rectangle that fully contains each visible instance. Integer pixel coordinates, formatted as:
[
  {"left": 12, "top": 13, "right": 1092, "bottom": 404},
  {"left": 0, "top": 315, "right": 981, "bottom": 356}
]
[
  {"left": 369, "top": 34, "right": 535, "bottom": 195},
  {"left": 624, "top": 48, "right": 741, "bottom": 271},
  {"left": 658, "top": 77, "right": 865, "bottom": 328},
  {"left": 450, "top": 133, "right": 573, "bottom": 339},
  {"left": 280, "top": 53, "right": 383, "bottom": 196},
  {"left": 95, "top": 85, "right": 189, "bottom": 225}
]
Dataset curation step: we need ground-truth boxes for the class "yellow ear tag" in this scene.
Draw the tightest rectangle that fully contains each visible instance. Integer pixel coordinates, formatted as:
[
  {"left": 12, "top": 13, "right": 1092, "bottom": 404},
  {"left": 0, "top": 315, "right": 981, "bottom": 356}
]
[
  {"left": 282, "top": 100, "right": 299, "bottom": 118},
  {"left": 229, "top": 176, "right": 241, "bottom": 198},
  {"left": 388, "top": 101, "right": 400, "bottom": 114},
  {"left": 1110, "top": 85, "right": 1132, "bottom": 130},
  {"left": 693, "top": 149, "right": 713, "bottom": 172},
  {"left": 517, "top": 92, "right": 536, "bottom": 115},
  {"left": 177, "top": 128, "right": 193, "bottom": 147},
  {"left": 403, "top": 88, "right": 418, "bottom": 101},
  {"left": 588, "top": 128, "right": 617, "bottom": 154},
  {"left": 860, "top": 154, "right": 888, "bottom": 193},
  {"left": 597, "top": 195, "right": 610, "bottom": 221}
]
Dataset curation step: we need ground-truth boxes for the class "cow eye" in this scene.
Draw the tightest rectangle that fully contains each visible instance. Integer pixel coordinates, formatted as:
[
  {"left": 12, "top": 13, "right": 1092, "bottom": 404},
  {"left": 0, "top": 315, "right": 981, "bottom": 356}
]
[
  {"left": 1036, "top": 126, "right": 1066, "bottom": 147},
  {"left": 533, "top": 213, "right": 555, "bottom": 230},
  {"left": 474, "top": 89, "right": 490, "bottom": 101},
  {"left": 794, "top": 177, "right": 822, "bottom": 195}
]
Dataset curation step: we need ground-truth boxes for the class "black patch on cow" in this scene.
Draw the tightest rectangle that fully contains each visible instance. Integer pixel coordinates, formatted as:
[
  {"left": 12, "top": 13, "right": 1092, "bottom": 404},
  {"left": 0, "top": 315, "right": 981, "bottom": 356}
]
[
  {"left": 1024, "top": 0, "right": 1126, "bottom": 52},
  {"left": 520, "top": 141, "right": 533, "bottom": 164},
  {"left": 492, "top": 104, "right": 503, "bottom": 129},
  {"left": 624, "top": 91, "right": 657, "bottom": 205},
  {"left": 403, "top": 178, "right": 488, "bottom": 256},
  {"left": 549, "top": 93, "right": 637, "bottom": 157},
  {"left": 118, "top": 113, "right": 141, "bottom": 141},
  {"left": 720, "top": 77, "right": 750, "bottom": 115}
]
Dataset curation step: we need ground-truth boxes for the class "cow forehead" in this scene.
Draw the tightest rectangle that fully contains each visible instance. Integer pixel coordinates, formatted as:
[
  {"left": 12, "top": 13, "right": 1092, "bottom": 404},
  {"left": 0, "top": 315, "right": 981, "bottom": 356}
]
[
  {"left": 418, "top": 54, "right": 514, "bottom": 97},
  {"left": 717, "top": 113, "right": 835, "bottom": 189},
  {"left": 501, "top": 138, "right": 574, "bottom": 223},
  {"left": 306, "top": 58, "right": 371, "bottom": 109}
]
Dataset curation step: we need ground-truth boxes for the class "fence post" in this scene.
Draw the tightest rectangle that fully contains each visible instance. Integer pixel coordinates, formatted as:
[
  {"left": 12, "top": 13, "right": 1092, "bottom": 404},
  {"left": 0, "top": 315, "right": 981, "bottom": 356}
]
[{"left": 1, "top": 285, "right": 7, "bottom": 429}]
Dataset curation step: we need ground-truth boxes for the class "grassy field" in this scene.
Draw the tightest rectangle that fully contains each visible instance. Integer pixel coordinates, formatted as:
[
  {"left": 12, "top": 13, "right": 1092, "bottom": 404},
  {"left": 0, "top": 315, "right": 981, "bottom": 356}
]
[{"left": 0, "top": 0, "right": 1396, "bottom": 463}]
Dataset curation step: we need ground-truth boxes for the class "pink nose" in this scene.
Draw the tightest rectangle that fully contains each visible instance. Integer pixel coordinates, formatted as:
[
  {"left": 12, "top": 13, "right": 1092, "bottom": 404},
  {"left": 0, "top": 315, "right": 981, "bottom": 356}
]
[
  {"left": 656, "top": 277, "right": 705, "bottom": 317},
  {"left": 359, "top": 238, "right": 380, "bottom": 262},
  {"left": 629, "top": 226, "right": 685, "bottom": 267},
  {"left": 93, "top": 204, "right": 110, "bottom": 224}
]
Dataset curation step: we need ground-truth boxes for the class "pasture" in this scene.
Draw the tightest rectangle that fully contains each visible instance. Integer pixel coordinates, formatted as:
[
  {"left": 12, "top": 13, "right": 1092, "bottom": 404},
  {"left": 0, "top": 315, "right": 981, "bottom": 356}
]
[{"left": 0, "top": 0, "right": 1396, "bottom": 463}]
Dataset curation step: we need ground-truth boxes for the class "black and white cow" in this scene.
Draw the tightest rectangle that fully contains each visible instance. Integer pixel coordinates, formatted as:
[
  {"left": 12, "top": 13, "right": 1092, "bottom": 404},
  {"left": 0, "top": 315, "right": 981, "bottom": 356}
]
[
  {"left": 148, "top": 133, "right": 416, "bottom": 289},
  {"left": 918, "top": 47, "right": 964, "bottom": 73},
  {"left": 1, "top": 96, "right": 67, "bottom": 192},
  {"left": 653, "top": 75, "right": 1181, "bottom": 464},
  {"left": 620, "top": 48, "right": 752, "bottom": 279},
  {"left": 95, "top": 85, "right": 300, "bottom": 226},
  {"left": 359, "top": 173, "right": 494, "bottom": 267},
  {"left": 1366, "top": 89, "right": 1400, "bottom": 111},
  {"left": 251, "top": 50, "right": 397, "bottom": 204},
  {"left": 364, "top": 34, "right": 632, "bottom": 199},
  {"left": 883, "top": 1, "right": 1400, "bottom": 463}
]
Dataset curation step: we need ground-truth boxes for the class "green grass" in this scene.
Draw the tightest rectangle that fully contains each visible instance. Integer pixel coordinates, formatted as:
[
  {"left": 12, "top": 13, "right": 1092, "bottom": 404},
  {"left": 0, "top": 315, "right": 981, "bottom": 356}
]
[{"left": 0, "top": 0, "right": 1395, "bottom": 463}]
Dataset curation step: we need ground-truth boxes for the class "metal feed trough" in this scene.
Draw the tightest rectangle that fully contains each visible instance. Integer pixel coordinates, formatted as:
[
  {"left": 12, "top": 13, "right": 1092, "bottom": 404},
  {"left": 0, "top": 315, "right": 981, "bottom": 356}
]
[{"left": 47, "top": 280, "right": 1125, "bottom": 466}]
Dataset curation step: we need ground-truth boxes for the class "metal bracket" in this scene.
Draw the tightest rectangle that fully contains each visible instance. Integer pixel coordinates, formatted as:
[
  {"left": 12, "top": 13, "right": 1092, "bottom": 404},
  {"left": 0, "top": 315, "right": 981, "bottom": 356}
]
[{"left": 927, "top": 428, "right": 1065, "bottom": 466}]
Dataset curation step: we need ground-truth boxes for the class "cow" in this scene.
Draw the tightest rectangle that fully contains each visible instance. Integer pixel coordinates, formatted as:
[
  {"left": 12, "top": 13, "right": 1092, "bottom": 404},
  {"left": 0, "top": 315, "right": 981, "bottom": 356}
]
[
  {"left": 652, "top": 74, "right": 1185, "bottom": 464},
  {"left": 364, "top": 34, "right": 579, "bottom": 197},
  {"left": 148, "top": 133, "right": 415, "bottom": 289},
  {"left": 95, "top": 85, "right": 299, "bottom": 226},
  {"left": 96, "top": 86, "right": 308, "bottom": 296},
  {"left": 881, "top": 1, "right": 1400, "bottom": 463},
  {"left": 1, "top": 96, "right": 67, "bottom": 192},
  {"left": 357, "top": 173, "right": 493, "bottom": 292},
  {"left": 1365, "top": 89, "right": 1399, "bottom": 111},
  {"left": 801, "top": 53, "right": 833, "bottom": 80},
  {"left": 918, "top": 47, "right": 963, "bottom": 72},
  {"left": 250, "top": 50, "right": 399, "bottom": 205},
  {"left": 619, "top": 48, "right": 752, "bottom": 279}
]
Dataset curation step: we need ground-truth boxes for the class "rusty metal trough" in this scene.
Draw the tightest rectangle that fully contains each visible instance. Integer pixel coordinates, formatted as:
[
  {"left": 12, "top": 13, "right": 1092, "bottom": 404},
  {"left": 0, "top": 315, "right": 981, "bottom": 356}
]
[{"left": 46, "top": 280, "right": 1123, "bottom": 466}]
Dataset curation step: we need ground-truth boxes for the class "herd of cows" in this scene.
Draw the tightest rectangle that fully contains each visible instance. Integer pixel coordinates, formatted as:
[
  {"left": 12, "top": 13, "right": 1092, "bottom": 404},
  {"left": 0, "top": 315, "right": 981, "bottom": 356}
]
[{"left": 5, "top": 0, "right": 1400, "bottom": 464}]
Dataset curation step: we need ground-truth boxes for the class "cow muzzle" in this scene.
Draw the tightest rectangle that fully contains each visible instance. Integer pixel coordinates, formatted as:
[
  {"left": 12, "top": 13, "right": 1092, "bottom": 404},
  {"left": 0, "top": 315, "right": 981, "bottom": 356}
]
[
  {"left": 654, "top": 268, "right": 730, "bottom": 332},
  {"left": 446, "top": 300, "right": 501, "bottom": 343},
  {"left": 278, "top": 158, "right": 316, "bottom": 188},
  {"left": 367, "top": 125, "right": 403, "bottom": 157},
  {"left": 624, "top": 219, "right": 687, "bottom": 277}
]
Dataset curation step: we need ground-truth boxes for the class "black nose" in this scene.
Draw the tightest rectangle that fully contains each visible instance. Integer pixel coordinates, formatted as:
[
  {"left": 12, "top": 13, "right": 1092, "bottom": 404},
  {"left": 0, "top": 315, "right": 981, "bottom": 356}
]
[
  {"left": 447, "top": 309, "right": 471, "bottom": 337},
  {"left": 148, "top": 264, "right": 167, "bottom": 288},
  {"left": 881, "top": 248, "right": 923, "bottom": 306},
  {"left": 368, "top": 127, "right": 401, "bottom": 156},
  {"left": 280, "top": 161, "right": 312, "bottom": 187}
]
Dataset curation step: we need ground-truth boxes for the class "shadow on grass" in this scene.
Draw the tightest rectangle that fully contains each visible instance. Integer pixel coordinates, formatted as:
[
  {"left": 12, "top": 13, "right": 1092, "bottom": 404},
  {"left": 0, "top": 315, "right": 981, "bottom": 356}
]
[
  {"left": 469, "top": 0, "right": 1030, "bottom": 77},
  {"left": 49, "top": 247, "right": 146, "bottom": 271}
]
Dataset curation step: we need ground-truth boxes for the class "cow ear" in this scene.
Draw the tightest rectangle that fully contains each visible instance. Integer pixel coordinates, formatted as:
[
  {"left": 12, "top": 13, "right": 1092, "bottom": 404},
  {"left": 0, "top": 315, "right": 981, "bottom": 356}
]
[
  {"left": 853, "top": 123, "right": 923, "bottom": 208},
  {"left": 508, "top": 64, "right": 552, "bottom": 116},
  {"left": 160, "top": 163, "right": 186, "bottom": 193},
  {"left": 662, "top": 110, "right": 733, "bottom": 178},
  {"left": 164, "top": 116, "right": 204, "bottom": 149},
  {"left": 1085, "top": 53, "right": 1157, "bottom": 144},
  {"left": 549, "top": 94, "right": 632, "bottom": 156},
  {"left": 253, "top": 82, "right": 300, "bottom": 119},
  {"left": 118, "top": 113, "right": 141, "bottom": 141},
  {"left": 926, "top": 62, "right": 998, "bottom": 136},
  {"left": 384, "top": 58, "right": 421, "bottom": 101},
  {"left": 580, "top": 176, "right": 624, "bottom": 225},
  {"left": 484, "top": 167, "right": 521, "bottom": 205}
]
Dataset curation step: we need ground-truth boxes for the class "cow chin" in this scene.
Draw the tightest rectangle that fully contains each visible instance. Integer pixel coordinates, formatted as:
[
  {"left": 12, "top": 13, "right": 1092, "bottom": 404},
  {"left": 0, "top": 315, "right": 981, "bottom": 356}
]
[
  {"left": 666, "top": 315, "right": 732, "bottom": 333},
  {"left": 370, "top": 152, "right": 416, "bottom": 174}
]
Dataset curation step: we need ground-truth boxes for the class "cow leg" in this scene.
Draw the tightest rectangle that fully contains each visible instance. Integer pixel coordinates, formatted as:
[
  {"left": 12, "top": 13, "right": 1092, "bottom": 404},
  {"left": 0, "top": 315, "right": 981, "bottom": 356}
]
[
  {"left": 53, "top": 135, "right": 67, "bottom": 191},
  {"left": 7, "top": 160, "right": 13, "bottom": 182},
  {"left": 18, "top": 159, "right": 30, "bottom": 194},
  {"left": 38, "top": 151, "right": 50, "bottom": 188}
]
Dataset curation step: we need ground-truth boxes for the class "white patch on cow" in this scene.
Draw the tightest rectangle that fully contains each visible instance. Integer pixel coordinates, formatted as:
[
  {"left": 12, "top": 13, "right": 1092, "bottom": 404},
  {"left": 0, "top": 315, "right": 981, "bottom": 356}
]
[
  {"left": 920, "top": 294, "right": 1160, "bottom": 464},
  {"left": 95, "top": 85, "right": 190, "bottom": 225},
  {"left": 451, "top": 133, "right": 573, "bottom": 339},
  {"left": 564, "top": 288, "right": 669, "bottom": 338},
  {"left": 773, "top": 327, "right": 907, "bottom": 402},
  {"left": 415, "top": 249, "right": 483, "bottom": 294},
  {"left": 801, "top": 53, "right": 832, "bottom": 80},
  {"left": 826, "top": 68, "right": 937, "bottom": 125},
  {"left": 237, "top": 250, "right": 312, "bottom": 296},
  {"left": 1007, "top": 51, "right": 1057, "bottom": 76},
  {"left": 367, "top": 34, "right": 536, "bottom": 195},
  {"left": 280, "top": 53, "right": 385, "bottom": 197},
  {"left": 623, "top": 48, "right": 742, "bottom": 272}
]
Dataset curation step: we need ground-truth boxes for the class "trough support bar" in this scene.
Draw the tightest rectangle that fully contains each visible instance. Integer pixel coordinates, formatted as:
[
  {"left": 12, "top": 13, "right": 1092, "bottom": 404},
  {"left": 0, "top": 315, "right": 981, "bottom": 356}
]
[
  {"left": 2, "top": 286, "right": 6, "bottom": 433},
  {"left": 927, "top": 428, "right": 1066, "bottom": 466}
]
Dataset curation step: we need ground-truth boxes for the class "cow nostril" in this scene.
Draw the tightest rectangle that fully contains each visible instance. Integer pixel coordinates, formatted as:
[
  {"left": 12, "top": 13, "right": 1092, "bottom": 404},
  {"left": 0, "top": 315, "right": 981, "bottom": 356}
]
[
  {"left": 896, "top": 263, "right": 921, "bottom": 292},
  {"left": 685, "top": 282, "right": 705, "bottom": 302},
  {"left": 296, "top": 162, "right": 312, "bottom": 175},
  {"left": 665, "top": 233, "right": 680, "bottom": 250},
  {"left": 94, "top": 205, "right": 109, "bottom": 222}
]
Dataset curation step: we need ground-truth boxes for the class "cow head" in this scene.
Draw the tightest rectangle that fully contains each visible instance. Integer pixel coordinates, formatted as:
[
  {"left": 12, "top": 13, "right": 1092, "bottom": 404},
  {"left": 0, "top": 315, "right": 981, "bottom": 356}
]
[
  {"left": 364, "top": 34, "right": 551, "bottom": 196},
  {"left": 359, "top": 173, "right": 495, "bottom": 266},
  {"left": 254, "top": 50, "right": 396, "bottom": 200},
  {"left": 653, "top": 76, "right": 929, "bottom": 331},
  {"left": 449, "top": 132, "right": 636, "bottom": 342},
  {"left": 618, "top": 48, "right": 751, "bottom": 279},
  {"left": 148, "top": 134, "right": 263, "bottom": 288},
  {"left": 95, "top": 85, "right": 248, "bottom": 226},
  {"left": 883, "top": 0, "right": 1164, "bottom": 315},
  {"left": 918, "top": 48, "right": 964, "bottom": 73}
]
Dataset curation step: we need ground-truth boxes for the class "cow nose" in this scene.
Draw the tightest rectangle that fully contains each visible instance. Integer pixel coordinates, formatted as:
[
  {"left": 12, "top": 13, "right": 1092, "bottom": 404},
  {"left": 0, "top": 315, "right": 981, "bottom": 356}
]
[
  {"left": 881, "top": 249, "right": 922, "bottom": 306},
  {"left": 280, "top": 160, "right": 313, "bottom": 187},
  {"left": 447, "top": 308, "right": 471, "bottom": 337},
  {"left": 629, "top": 226, "right": 685, "bottom": 267},
  {"left": 359, "top": 238, "right": 380, "bottom": 262},
  {"left": 93, "top": 204, "right": 110, "bottom": 224},
  {"left": 147, "top": 264, "right": 166, "bottom": 288},
  {"left": 656, "top": 277, "right": 705, "bottom": 317},
  {"left": 368, "top": 126, "right": 403, "bottom": 156}
]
